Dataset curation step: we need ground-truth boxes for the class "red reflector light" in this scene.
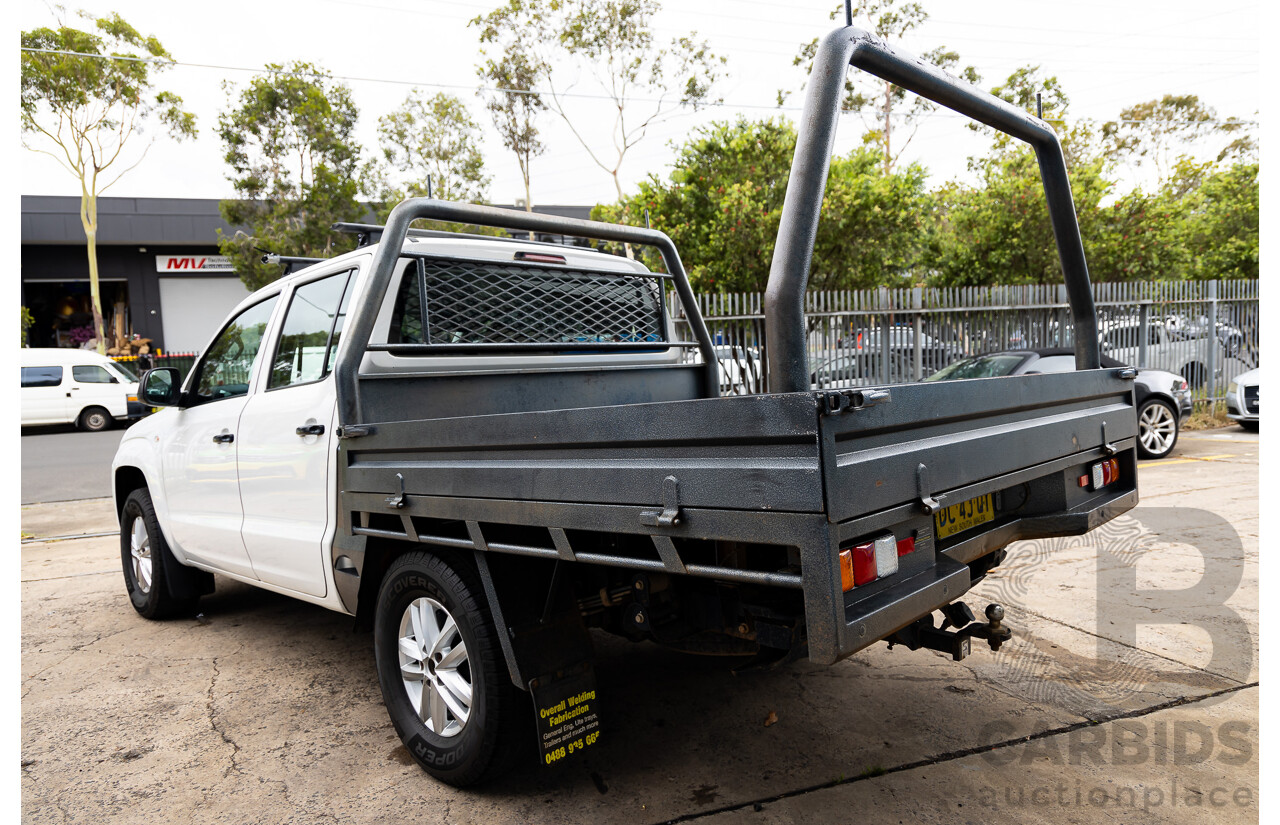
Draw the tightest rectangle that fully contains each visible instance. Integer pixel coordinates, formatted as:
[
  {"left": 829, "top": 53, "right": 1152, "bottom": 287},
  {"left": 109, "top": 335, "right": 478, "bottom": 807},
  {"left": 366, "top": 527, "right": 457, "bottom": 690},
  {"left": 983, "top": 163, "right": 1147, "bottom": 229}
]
[
  {"left": 842, "top": 534, "right": 907, "bottom": 592},
  {"left": 1078, "top": 474, "right": 1089, "bottom": 487},
  {"left": 852, "top": 541, "right": 876, "bottom": 586}
]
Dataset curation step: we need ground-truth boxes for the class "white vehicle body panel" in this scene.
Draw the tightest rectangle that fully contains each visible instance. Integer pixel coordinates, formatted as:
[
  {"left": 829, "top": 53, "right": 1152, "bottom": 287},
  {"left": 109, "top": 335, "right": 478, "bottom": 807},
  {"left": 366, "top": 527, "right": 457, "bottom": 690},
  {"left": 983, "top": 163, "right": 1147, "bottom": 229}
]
[{"left": 159, "top": 396, "right": 258, "bottom": 579}]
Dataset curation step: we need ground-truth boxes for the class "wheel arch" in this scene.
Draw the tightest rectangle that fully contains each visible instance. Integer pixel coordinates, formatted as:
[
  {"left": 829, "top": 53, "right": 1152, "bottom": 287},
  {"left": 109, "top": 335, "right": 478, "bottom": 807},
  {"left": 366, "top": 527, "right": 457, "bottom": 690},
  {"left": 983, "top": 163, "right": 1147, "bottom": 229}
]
[
  {"left": 353, "top": 537, "right": 481, "bottom": 632},
  {"left": 114, "top": 465, "right": 149, "bottom": 520}
]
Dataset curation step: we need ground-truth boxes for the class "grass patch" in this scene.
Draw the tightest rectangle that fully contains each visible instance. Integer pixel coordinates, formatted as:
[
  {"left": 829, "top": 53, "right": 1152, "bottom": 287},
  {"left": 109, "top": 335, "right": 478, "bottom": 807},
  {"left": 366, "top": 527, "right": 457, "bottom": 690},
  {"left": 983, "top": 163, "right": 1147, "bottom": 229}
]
[
  {"left": 1183, "top": 408, "right": 1236, "bottom": 431},
  {"left": 858, "top": 764, "right": 887, "bottom": 779}
]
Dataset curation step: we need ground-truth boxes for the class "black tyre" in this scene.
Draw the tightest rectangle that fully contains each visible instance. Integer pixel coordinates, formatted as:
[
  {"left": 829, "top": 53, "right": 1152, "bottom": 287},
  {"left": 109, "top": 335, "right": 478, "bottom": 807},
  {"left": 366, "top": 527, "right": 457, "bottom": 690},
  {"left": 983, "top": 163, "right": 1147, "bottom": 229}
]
[
  {"left": 1136, "top": 398, "right": 1179, "bottom": 460},
  {"left": 78, "top": 406, "right": 112, "bottom": 432},
  {"left": 374, "top": 551, "right": 520, "bottom": 787},
  {"left": 1240, "top": 420, "right": 1258, "bottom": 432},
  {"left": 120, "top": 488, "right": 199, "bottom": 619}
]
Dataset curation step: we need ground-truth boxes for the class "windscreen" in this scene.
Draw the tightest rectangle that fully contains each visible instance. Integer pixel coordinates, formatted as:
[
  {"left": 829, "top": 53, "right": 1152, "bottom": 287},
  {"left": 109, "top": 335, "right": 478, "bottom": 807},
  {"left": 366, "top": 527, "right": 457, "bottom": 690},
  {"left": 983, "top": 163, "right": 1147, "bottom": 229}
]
[{"left": 926, "top": 354, "right": 1029, "bottom": 381}]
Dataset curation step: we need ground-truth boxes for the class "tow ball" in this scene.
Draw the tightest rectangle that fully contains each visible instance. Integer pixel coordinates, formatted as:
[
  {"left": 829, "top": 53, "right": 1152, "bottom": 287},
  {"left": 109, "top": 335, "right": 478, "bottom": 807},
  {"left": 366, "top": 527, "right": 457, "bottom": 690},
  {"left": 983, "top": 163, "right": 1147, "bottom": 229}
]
[{"left": 887, "top": 602, "right": 1013, "bottom": 662}]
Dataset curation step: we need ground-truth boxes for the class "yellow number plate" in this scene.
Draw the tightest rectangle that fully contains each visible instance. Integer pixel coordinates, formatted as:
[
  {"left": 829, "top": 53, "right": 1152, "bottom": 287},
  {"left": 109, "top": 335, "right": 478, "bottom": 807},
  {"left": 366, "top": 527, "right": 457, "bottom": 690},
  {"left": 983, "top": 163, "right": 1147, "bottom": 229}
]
[{"left": 934, "top": 493, "right": 994, "bottom": 539}]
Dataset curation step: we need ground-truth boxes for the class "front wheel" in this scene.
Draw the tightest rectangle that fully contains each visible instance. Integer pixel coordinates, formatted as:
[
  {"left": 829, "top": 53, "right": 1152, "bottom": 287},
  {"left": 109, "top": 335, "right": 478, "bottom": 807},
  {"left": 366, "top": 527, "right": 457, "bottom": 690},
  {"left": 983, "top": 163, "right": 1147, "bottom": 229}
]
[
  {"left": 373, "top": 551, "right": 520, "bottom": 787},
  {"left": 1137, "top": 399, "right": 1180, "bottom": 460},
  {"left": 120, "top": 488, "right": 198, "bottom": 618},
  {"left": 78, "top": 406, "right": 112, "bottom": 432}
]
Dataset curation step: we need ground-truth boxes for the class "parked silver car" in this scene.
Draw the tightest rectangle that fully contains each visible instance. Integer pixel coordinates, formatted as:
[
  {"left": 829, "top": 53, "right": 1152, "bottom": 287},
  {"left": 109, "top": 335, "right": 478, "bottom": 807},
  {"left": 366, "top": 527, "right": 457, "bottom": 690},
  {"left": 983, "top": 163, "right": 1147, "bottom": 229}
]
[
  {"left": 1226, "top": 368, "right": 1259, "bottom": 431},
  {"left": 927, "top": 348, "right": 1192, "bottom": 460}
]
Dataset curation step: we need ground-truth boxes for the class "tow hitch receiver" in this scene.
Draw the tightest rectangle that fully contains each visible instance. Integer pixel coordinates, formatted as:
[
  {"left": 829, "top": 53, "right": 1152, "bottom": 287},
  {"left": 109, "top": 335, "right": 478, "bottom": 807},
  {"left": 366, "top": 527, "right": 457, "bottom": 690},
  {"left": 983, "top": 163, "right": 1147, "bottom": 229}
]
[{"left": 887, "top": 602, "right": 1013, "bottom": 662}]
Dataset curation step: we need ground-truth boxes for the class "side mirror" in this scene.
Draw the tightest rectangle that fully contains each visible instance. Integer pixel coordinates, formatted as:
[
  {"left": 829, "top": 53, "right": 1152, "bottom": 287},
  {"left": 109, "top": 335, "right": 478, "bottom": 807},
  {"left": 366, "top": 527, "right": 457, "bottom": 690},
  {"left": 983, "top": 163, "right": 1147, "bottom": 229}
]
[{"left": 141, "top": 368, "right": 182, "bottom": 407}]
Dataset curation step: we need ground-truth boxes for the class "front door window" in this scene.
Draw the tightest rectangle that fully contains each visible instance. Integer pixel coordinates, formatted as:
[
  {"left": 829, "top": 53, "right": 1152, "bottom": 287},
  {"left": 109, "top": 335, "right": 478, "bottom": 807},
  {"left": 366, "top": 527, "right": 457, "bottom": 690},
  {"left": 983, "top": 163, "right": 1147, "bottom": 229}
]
[{"left": 191, "top": 297, "right": 279, "bottom": 402}]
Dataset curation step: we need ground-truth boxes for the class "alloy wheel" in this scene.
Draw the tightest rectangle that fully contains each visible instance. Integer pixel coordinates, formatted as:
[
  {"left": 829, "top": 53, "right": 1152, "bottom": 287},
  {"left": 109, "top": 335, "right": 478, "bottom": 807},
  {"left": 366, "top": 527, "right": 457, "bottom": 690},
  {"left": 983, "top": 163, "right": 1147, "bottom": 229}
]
[
  {"left": 397, "top": 597, "right": 472, "bottom": 738},
  {"left": 1139, "top": 402, "right": 1177, "bottom": 456},
  {"left": 129, "top": 515, "right": 152, "bottom": 594}
]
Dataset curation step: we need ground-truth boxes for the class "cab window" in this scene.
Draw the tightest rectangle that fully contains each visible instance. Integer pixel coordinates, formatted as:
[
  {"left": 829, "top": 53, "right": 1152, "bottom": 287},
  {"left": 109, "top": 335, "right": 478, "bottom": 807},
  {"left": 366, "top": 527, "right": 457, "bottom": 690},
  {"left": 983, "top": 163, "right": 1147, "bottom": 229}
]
[{"left": 191, "top": 296, "right": 279, "bottom": 403}]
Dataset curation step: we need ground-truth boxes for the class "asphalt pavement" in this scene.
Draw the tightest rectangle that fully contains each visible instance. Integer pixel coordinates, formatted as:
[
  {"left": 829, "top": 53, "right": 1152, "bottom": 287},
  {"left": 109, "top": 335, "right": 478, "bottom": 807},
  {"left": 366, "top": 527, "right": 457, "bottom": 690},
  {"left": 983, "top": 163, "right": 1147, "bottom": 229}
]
[
  {"left": 20, "top": 425, "right": 128, "bottom": 504},
  {"left": 20, "top": 427, "right": 1258, "bottom": 823}
]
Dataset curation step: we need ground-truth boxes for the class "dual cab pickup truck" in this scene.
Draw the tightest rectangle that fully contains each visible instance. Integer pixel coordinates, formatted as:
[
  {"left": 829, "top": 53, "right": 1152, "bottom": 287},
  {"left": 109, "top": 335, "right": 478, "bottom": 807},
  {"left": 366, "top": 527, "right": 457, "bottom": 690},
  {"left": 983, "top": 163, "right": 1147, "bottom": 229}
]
[{"left": 112, "top": 25, "right": 1139, "bottom": 787}]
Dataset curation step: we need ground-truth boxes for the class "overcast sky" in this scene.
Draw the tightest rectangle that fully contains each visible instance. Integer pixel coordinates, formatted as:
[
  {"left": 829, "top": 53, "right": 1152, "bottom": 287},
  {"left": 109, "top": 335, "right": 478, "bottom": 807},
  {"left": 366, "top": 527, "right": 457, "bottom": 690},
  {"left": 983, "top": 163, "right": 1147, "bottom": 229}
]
[{"left": 17, "top": 0, "right": 1260, "bottom": 207}]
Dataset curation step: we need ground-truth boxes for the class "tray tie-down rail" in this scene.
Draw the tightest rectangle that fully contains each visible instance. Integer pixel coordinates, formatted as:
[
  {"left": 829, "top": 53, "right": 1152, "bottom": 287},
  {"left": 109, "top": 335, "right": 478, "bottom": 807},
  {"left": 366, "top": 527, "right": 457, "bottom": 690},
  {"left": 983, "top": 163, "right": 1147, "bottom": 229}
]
[{"left": 887, "top": 602, "right": 1013, "bottom": 662}]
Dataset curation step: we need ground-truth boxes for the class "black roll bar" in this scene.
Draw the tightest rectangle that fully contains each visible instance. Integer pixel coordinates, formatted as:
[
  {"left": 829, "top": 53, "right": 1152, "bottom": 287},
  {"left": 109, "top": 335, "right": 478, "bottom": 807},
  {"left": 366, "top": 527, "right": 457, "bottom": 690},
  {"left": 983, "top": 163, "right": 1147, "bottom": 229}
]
[
  {"left": 332, "top": 200, "right": 720, "bottom": 427},
  {"left": 765, "top": 26, "right": 1101, "bottom": 393}
]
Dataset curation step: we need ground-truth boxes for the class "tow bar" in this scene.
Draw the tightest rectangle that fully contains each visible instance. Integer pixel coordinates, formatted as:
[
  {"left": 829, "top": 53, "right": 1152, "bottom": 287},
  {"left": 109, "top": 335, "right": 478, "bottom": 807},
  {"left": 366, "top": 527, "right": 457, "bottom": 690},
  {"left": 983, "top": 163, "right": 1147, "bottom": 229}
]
[{"left": 886, "top": 602, "right": 1012, "bottom": 662}]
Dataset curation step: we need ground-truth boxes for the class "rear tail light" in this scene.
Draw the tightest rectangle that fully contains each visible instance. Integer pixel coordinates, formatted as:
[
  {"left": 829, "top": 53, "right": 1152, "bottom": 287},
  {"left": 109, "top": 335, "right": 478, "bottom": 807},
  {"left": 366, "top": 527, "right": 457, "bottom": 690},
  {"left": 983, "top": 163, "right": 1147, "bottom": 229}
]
[
  {"left": 840, "top": 533, "right": 914, "bottom": 592},
  {"left": 1089, "top": 457, "right": 1120, "bottom": 489}
]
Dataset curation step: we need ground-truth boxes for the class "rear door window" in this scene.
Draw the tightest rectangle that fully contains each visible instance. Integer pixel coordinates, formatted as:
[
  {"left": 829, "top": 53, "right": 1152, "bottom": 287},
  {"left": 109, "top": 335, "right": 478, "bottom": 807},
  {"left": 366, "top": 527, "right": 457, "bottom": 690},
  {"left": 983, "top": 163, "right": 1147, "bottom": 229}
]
[
  {"left": 21, "top": 366, "right": 63, "bottom": 388},
  {"left": 268, "top": 270, "right": 355, "bottom": 389}
]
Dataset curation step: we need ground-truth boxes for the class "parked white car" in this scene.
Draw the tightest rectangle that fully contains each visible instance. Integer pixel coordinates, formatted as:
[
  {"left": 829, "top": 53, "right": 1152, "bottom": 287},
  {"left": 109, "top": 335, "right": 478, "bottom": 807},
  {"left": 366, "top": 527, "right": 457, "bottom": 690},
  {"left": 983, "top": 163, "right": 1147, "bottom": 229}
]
[
  {"left": 1226, "top": 368, "right": 1259, "bottom": 430},
  {"left": 1099, "top": 320, "right": 1225, "bottom": 388},
  {"left": 20, "top": 348, "right": 140, "bottom": 430}
]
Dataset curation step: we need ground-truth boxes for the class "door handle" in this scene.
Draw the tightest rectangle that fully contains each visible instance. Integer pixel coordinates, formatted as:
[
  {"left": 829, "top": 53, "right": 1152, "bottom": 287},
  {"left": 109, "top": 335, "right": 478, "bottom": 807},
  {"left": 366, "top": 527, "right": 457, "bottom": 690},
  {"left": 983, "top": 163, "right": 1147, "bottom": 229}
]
[
  {"left": 212, "top": 432, "right": 235, "bottom": 444},
  {"left": 296, "top": 424, "right": 326, "bottom": 437}
]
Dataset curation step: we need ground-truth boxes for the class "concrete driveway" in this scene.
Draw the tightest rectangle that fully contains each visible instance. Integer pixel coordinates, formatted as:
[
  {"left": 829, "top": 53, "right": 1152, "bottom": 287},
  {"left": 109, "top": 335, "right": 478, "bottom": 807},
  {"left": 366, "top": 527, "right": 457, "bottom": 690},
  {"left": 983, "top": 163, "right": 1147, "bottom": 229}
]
[{"left": 20, "top": 428, "right": 1258, "bottom": 823}]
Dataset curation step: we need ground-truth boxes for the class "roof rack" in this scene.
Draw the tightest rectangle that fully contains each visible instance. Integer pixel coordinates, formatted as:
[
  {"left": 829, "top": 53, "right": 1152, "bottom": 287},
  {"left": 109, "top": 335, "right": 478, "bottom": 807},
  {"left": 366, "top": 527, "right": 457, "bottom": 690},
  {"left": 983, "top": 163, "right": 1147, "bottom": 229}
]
[
  {"left": 261, "top": 252, "right": 325, "bottom": 275},
  {"left": 331, "top": 221, "right": 601, "bottom": 252}
]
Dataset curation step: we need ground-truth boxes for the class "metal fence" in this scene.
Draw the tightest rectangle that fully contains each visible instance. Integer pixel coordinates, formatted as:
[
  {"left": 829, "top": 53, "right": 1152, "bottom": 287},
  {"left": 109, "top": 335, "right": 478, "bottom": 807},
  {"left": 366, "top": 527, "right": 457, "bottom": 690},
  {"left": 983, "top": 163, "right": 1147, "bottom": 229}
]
[
  {"left": 673, "top": 280, "right": 1258, "bottom": 408},
  {"left": 111, "top": 352, "right": 200, "bottom": 384}
]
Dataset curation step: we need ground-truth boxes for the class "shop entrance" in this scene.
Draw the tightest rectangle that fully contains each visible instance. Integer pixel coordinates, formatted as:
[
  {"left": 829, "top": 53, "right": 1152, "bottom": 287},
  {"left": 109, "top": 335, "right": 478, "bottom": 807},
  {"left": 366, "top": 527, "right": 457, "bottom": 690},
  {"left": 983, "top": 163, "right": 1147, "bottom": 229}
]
[{"left": 22, "top": 280, "right": 131, "bottom": 349}]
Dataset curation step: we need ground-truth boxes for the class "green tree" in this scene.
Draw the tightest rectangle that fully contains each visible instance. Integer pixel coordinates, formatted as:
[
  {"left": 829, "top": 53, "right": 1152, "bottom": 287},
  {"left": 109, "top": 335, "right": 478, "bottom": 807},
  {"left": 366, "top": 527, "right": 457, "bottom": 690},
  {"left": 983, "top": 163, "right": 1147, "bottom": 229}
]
[
  {"left": 1102, "top": 95, "right": 1252, "bottom": 186},
  {"left": 217, "top": 62, "right": 364, "bottom": 290},
  {"left": 475, "top": 37, "right": 548, "bottom": 211},
  {"left": 1166, "top": 162, "right": 1258, "bottom": 281},
  {"left": 21, "top": 11, "right": 196, "bottom": 353},
  {"left": 595, "top": 117, "right": 928, "bottom": 292},
  {"left": 787, "top": 0, "right": 979, "bottom": 173},
  {"left": 924, "top": 149, "right": 1116, "bottom": 286},
  {"left": 368, "top": 90, "right": 489, "bottom": 207},
  {"left": 363, "top": 90, "right": 501, "bottom": 236},
  {"left": 473, "top": 0, "right": 725, "bottom": 201},
  {"left": 979, "top": 65, "right": 1096, "bottom": 169},
  {"left": 21, "top": 307, "right": 35, "bottom": 347}
]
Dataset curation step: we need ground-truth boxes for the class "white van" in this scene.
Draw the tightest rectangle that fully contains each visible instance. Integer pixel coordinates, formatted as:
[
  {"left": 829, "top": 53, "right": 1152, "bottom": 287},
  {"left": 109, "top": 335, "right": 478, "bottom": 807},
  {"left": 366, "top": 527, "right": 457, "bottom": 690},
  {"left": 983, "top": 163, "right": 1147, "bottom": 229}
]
[{"left": 20, "top": 348, "right": 141, "bottom": 431}]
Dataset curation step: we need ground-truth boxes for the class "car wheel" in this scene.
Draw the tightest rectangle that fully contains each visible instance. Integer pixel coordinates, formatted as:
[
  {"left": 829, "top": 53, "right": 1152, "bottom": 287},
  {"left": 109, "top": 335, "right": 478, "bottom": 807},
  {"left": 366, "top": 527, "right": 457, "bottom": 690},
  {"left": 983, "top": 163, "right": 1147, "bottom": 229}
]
[
  {"left": 78, "top": 406, "right": 112, "bottom": 432},
  {"left": 1240, "top": 421, "right": 1258, "bottom": 432},
  {"left": 120, "top": 488, "right": 199, "bottom": 619},
  {"left": 374, "top": 551, "right": 520, "bottom": 787},
  {"left": 1136, "top": 399, "right": 1180, "bottom": 460}
]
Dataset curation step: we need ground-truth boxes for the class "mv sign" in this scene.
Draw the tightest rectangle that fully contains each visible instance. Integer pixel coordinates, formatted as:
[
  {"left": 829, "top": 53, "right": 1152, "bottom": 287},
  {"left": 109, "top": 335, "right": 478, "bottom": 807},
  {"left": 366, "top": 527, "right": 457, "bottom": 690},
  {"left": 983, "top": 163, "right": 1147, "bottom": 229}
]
[{"left": 155, "top": 255, "right": 234, "bottom": 273}]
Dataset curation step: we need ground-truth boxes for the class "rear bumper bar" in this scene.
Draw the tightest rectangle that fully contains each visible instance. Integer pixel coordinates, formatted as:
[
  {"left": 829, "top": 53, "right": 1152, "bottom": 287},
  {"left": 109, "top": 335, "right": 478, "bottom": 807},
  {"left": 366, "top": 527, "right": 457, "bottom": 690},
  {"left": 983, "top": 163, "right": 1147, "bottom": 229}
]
[{"left": 817, "top": 485, "right": 1137, "bottom": 664}]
